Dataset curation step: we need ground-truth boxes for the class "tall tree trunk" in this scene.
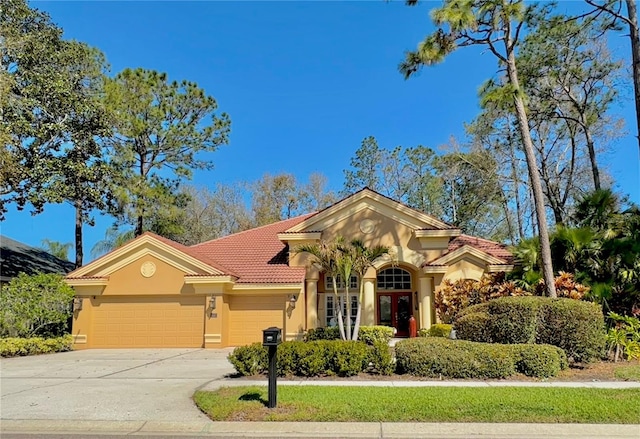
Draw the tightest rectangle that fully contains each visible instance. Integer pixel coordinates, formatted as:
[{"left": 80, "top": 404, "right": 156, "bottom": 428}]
[
  {"left": 627, "top": 0, "right": 640, "bottom": 161},
  {"left": 344, "top": 286, "right": 352, "bottom": 340},
  {"left": 506, "top": 117, "right": 526, "bottom": 241},
  {"left": 505, "top": 54, "right": 557, "bottom": 298},
  {"left": 580, "top": 115, "right": 601, "bottom": 190},
  {"left": 136, "top": 214, "right": 144, "bottom": 237},
  {"left": 75, "top": 202, "right": 83, "bottom": 268},
  {"left": 352, "top": 289, "right": 363, "bottom": 341}
]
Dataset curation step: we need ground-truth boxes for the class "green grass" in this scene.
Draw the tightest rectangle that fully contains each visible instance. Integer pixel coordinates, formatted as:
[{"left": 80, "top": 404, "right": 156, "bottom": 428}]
[
  {"left": 615, "top": 364, "right": 640, "bottom": 381},
  {"left": 193, "top": 386, "right": 640, "bottom": 423}
]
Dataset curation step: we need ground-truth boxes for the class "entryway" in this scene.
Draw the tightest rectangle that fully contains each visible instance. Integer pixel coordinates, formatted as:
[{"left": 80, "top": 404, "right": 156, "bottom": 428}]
[{"left": 377, "top": 292, "right": 412, "bottom": 337}]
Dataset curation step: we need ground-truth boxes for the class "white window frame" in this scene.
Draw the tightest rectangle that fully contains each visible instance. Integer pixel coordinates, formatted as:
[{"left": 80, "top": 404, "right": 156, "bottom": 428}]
[
  {"left": 326, "top": 293, "right": 358, "bottom": 328},
  {"left": 377, "top": 267, "right": 412, "bottom": 291},
  {"left": 325, "top": 274, "right": 359, "bottom": 290}
]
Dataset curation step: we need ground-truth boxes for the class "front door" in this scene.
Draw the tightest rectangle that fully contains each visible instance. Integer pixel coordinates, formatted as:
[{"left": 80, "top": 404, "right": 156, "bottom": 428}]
[{"left": 377, "top": 293, "right": 412, "bottom": 337}]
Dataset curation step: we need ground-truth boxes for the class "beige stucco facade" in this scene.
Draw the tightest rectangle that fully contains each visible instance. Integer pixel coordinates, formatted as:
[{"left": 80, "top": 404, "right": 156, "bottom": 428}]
[{"left": 67, "top": 189, "right": 512, "bottom": 349}]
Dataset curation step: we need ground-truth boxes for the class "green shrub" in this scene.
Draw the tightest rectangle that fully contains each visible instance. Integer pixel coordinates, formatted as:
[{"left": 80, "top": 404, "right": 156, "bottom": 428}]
[
  {"left": 357, "top": 326, "right": 394, "bottom": 345},
  {"left": 305, "top": 326, "right": 394, "bottom": 346},
  {"left": 486, "top": 297, "right": 542, "bottom": 344},
  {"left": 297, "top": 341, "right": 330, "bottom": 376},
  {"left": 454, "top": 297, "right": 605, "bottom": 363},
  {"left": 429, "top": 324, "right": 453, "bottom": 337},
  {"left": 368, "top": 341, "right": 395, "bottom": 375},
  {"left": 395, "top": 338, "right": 566, "bottom": 379},
  {"left": 304, "top": 327, "right": 340, "bottom": 341},
  {"left": 275, "top": 341, "right": 298, "bottom": 376},
  {"left": 0, "top": 273, "right": 75, "bottom": 338},
  {"left": 330, "top": 341, "right": 369, "bottom": 376},
  {"left": 510, "top": 344, "right": 568, "bottom": 378},
  {"left": 537, "top": 299, "right": 606, "bottom": 363},
  {"left": 0, "top": 335, "right": 73, "bottom": 357},
  {"left": 455, "top": 311, "right": 493, "bottom": 342},
  {"left": 395, "top": 338, "right": 515, "bottom": 379},
  {"left": 227, "top": 343, "right": 267, "bottom": 376},
  {"left": 228, "top": 340, "right": 370, "bottom": 377},
  {"left": 418, "top": 324, "right": 453, "bottom": 338}
]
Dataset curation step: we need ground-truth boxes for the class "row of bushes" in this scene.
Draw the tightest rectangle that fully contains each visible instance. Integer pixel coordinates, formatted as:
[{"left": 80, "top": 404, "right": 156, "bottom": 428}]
[
  {"left": 0, "top": 335, "right": 73, "bottom": 357},
  {"left": 304, "top": 326, "right": 395, "bottom": 345},
  {"left": 418, "top": 323, "right": 452, "bottom": 338},
  {"left": 396, "top": 338, "right": 568, "bottom": 378},
  {"left": 229, "top": 340, "right": 394, "bottom": 377},
  {"left": 435, "top": 272, "right": 589, "bottom": 324},
  {"left": 455, "top": 297, "right": 606, "bottom": 363}
]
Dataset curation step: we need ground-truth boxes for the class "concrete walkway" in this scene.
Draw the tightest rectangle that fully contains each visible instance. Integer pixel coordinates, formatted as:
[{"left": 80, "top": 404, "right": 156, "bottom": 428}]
[
  {"left": 201, "top": 378, "right": 640, "bottom": 390},
  {"left": 2, "top": 419, "right": 640, "bottom": 438}
]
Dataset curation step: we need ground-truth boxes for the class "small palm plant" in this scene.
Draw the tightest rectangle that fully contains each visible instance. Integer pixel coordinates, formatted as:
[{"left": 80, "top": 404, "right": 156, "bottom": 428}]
[{"left": 607, "top": 312, "right": 640, "bottom": 362}]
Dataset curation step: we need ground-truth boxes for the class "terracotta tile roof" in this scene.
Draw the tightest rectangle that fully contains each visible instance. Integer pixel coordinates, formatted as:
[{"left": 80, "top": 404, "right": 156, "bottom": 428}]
[
  {"left": 445, "top": 234, "right": 514, "bottom": 264},
  {"left": 141, "top": 232, "right": 239, "bottom": 277},
  {"left": 191, "top": 214, "right": 315, "bottom": 284}
]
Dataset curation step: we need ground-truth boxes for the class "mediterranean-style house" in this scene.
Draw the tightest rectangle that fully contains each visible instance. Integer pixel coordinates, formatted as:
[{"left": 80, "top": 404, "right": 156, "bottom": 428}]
[{"left": 66, "top": 188, "right": 513, "bottom": 349}]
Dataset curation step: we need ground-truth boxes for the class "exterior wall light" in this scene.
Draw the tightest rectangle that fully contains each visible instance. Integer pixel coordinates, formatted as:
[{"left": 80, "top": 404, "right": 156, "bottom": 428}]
[
  {"left": 209, "top": 295, "right": 217, "bottom": 310},
  {"left": 73, "top": 297, "right": 83, "bottom": 312},
  {"left": 288, "top": 294, "right": 298, "bottom": 308}
]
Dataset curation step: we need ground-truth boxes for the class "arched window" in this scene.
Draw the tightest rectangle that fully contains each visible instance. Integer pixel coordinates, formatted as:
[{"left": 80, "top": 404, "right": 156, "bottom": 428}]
[{"left": 377, "top": 267, "right": 412, "bottom": 290}]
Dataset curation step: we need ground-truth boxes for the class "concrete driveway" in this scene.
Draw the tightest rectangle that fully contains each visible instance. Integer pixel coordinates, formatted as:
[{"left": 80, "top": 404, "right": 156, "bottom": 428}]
[{"left": 0, "top": 348, "right": 236, "bottom": 422}]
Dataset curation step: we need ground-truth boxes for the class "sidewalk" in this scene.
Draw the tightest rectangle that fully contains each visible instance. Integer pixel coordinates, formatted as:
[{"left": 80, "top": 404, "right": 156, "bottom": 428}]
[
  {"left": 200, "top": 378, "right": 640, "bottom": 391},
  {"left": 2, "top": 419, "right": 640, "bottom": 438}
]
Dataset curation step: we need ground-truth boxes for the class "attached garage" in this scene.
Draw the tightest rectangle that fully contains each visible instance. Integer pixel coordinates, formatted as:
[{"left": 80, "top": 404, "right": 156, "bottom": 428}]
[
  {"left": 91, "top": 295, "right": 205, "bottom": 348},
  {"left": 227, "top": 296, "right": 284, "bottom": 346}
]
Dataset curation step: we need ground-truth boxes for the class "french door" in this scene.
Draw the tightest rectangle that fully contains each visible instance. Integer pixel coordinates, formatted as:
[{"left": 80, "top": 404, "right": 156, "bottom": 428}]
[{"left": 377, "top": 292, "right": 412, "bottom": 337}]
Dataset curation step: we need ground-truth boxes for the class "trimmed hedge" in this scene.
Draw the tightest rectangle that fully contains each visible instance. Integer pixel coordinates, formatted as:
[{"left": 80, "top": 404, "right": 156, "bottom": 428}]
[
  {"left": 304, "top": 326, "right": 394, "bottom": 345},
  {"left": 0, "top": 335, "right": 73, "bottom": 357},
  {"left": 455, "top": 297, "right": 605, "bottom": 363},
  {"left": 395, "top": 338, "right": 567, "bottom": 379},
  {"left": 418, "top": 324, "right": 453, "bottom": 338},
  {"left": 228, "top": 340, "right": 370, "bottom": 377},
  {"left": 368, "top": 341, "right": 395, "bottom": 375}
]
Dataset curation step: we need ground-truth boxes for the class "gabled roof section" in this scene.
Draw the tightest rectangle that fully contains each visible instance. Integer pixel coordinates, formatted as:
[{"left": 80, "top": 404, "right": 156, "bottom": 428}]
[
  {"left": 68, "top": 232, "right": 236, "bottom": 279},
  {"left": 447, "top": 234, "right": 514, "bottom": 264},
  {"left": 191, "top": 214, "right": 314, "bottom": 284},
  {"left": 285, "top": 188, "right": 456, "bottom": 233},
  {"left": 424, "top": 234, "right": 513, "bottom": 267}
]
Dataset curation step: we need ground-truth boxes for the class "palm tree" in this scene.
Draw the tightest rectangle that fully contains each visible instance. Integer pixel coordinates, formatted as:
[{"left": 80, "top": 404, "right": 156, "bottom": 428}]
[
  {"left": 40, "top": 239, "right": 72, "bottom": 261},
  {"left": 349, "top": 239, "right": 391, "bottom": 341},
  {"left": 294, "top": 239, "right": 347, "bottom": 340},
  {"left": 90, "top": 227, "right": 135, "bottom": 258}
]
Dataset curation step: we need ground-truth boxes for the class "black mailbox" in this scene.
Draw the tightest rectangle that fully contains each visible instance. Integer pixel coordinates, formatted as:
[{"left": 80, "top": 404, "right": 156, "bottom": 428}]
[{"left": 263, "top": 327, "right": 282, "bottom": 347}]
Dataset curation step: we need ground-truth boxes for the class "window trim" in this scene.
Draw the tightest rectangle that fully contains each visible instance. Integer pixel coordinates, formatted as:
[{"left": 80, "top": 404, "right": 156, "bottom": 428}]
[
  {"left": 376, "top": 267, "right": 412, "bottom": 291},
  {"left": 325, "top": 274, "right": 359, "bottom": 290},
  {"left": 325, "top": 293, "right": 358, "bottom": 327}
]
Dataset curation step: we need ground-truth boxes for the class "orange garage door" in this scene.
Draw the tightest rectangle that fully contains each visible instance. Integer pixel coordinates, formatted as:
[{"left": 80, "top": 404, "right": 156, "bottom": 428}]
[
  {"left": 91, "top": 295, "right": 205, "bottom": 348},
  {"left": 228, "top": 296, "right": 284, "bottom": 346}
]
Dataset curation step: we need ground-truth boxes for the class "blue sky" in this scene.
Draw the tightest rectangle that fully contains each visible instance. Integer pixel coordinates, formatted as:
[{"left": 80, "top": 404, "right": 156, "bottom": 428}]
[{"left": 2, "top": 1, "right": 639, "bottom": 260}]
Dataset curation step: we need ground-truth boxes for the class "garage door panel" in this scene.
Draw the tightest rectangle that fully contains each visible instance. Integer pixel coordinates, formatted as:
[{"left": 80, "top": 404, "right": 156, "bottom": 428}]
[
  {"left": 228, "top": 296, "right": 284, "bottom": 346},
  {"left": 91, "top": 296, "right": 204, "bottom": 348}
]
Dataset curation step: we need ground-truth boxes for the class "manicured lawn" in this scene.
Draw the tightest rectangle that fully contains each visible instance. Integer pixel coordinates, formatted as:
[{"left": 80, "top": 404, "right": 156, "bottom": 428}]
[
  {"left": 194, "top": 386, "right": 640, "bottom": 423},
  {"left": 615, "top": 364, "right": 640, "bottom": 381}
]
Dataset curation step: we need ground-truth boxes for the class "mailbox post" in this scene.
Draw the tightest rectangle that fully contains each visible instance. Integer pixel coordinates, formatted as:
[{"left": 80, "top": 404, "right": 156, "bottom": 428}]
[{"left": 262, "top": 327, "right": 282, "bottom": 409}]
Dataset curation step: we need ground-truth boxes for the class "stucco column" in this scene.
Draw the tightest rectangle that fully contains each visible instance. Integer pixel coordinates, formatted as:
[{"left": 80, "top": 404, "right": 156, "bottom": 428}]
[
  {"left": 306, "top": 279, "right": 318, "bottom": 330},
  {"left": 419, "top": 276, "right": 433, "bottom": 329},
  {"left": 362, "top": 278, "right": 376, "bottom": 326}
]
